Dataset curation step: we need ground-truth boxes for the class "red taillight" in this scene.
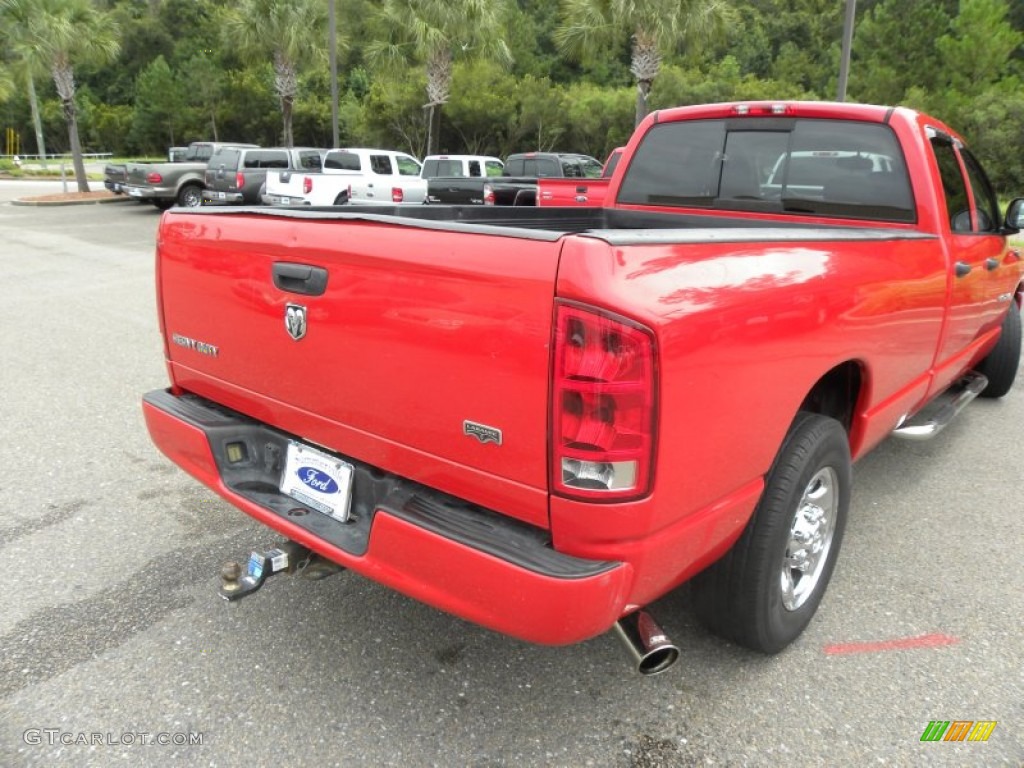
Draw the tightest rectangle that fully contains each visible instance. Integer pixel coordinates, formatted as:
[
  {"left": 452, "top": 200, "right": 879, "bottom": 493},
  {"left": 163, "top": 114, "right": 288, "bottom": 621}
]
[
  {"left": 392, "top": 186, "right": 404, "bottom": 203},
  {"left": 551, "top": 301, "right": 657, "bottom": 501},
  {"left": 303, "top": 176, "right": 312, "bottom": 194},
  {"left": 146, "top": 172, "right": 163, "bottom": 184},
  {"left": 483, "top": 183, "right": 495, "bottom": 205},
  {"left": 235, "top": 172, "right": 244, "bottom": 190}
]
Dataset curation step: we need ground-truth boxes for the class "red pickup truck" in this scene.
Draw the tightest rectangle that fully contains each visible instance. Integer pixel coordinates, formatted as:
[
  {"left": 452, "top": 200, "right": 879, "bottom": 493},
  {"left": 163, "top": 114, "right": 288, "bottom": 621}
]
[
  {"left": 536, "top": 147, "right": 624, "bottom": 207},
  {"left": 143, "top": 102, "right": 1023, "bottom": 674}
]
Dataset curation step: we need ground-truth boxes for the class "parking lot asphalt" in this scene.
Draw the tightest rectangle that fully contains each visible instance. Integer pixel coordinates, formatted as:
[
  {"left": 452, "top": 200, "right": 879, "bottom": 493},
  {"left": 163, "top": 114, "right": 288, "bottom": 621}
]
[{"left": 0, "top": 186, "right": 1021, "bottom": 767}]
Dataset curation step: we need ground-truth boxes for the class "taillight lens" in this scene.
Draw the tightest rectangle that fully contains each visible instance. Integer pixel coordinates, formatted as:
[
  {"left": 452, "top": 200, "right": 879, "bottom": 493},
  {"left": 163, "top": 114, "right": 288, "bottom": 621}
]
[
  {"left": 483, "top": 183, "right": 495, "bottom": 205},
  {"left": 235, "top": 172, "right": 244, "bottom": 190},
  {"left": 551, "top": 301, "right": 657, "bottom": 501},
  {"left": 146, "top": 172, "right": 163, "bottom": 184},
  {"left": 392, "top": 187, "right": 404, "bottom": 203},
  {"left": 303, "top": 176, "right": 312, "bottom": 194}
]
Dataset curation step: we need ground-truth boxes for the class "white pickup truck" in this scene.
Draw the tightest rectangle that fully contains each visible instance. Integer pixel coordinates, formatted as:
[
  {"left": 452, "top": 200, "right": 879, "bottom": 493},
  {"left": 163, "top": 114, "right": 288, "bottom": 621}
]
[{"left": 262, "top": 148, "right": 426, "bottom": 206}]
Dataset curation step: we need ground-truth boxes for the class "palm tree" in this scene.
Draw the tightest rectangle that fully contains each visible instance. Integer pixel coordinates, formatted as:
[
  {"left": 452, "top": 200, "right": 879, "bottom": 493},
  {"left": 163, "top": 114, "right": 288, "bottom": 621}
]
[
  {"left": 0, "top": 0, "right": 119, "bottom": 191},
  {"left": 556, "top": 0, "right": 734, "bottom": 127},
  {"left": 224, "top": 0, "right": 328, "bottom": 148},
  {"left": 368, "top": 0, "right": 513, "bottom": 156}
]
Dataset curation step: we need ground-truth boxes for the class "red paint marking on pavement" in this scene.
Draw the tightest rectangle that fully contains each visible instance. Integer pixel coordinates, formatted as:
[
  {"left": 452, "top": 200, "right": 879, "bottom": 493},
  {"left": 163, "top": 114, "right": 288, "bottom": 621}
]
[{"left": 824, "top": 633, "right": 960, "bottom": 656}]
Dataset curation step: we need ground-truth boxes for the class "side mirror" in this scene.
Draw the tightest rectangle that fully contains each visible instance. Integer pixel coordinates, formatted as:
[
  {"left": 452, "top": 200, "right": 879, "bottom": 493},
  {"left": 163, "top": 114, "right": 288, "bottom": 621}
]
[{"left": 1003, "top": 197, "right": 1024, "bottom": 233}]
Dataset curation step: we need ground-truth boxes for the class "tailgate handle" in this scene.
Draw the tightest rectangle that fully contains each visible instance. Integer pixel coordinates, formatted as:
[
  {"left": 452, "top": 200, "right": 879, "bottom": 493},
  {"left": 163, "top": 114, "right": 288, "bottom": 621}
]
[{"left": 273, "top": 262, "right": 328, "bottom": 296}]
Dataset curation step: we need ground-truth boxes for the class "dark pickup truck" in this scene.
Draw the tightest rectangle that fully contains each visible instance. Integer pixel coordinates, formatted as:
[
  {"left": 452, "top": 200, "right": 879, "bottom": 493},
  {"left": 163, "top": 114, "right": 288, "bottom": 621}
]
[
  {"left": 122, "top": 141, "right": 257, "bottom": 210},
  {"left": 426, "top": 151, "right": 603, "bottom": 205},
  {"left": 203, "top": 146, "right": 325, "bottom": 206}
]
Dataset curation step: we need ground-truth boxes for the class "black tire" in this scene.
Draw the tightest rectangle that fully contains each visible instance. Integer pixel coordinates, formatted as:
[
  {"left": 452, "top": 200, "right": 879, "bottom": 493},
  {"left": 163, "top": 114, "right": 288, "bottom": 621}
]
[
  {"left": 152, "top": 200, "right": 174, "bottom": 211},
  {"left": 177, "top": 184, "right": 203, "bottom": 208},
  {"left": 975, "top": 303, "right": 1021, "bottom": 399},
  {"left": 332, "top": 191, "right": 349, "bottom": 205},
  {"left": 690, "top": 412, "right": 850, "bottom": 653}
]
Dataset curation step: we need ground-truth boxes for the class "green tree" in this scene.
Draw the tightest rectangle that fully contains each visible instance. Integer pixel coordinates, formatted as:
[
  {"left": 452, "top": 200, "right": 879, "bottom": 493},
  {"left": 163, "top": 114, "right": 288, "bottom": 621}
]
[
  {"left": 1, "top": 0, "right": 54, "bottom": 164},
  {"left": 223, "top": 0, "right": 328, "bottom": 147},
  {"left": 367, "top": 0, "right": 513, "bottom": 155},
  {"left": 0, "top": 0, "right": 120, "bottom": 191},
  {"left": 130, "top": 55, "right": 184, "bottom": 151},
  {"left": 936, "top": 0, "right": 1022, "bottom": 94},
  {"left": 358, "top": 72, "right": 430, "bottom": 157},
  {"left": 849, "top": 0, "right": 952, "bottom": 104},
  {"left": 555, "top": 0, "right": 734, "bottom": 127},
  {"left": 180, "top": 53, "right": 226, "bottom": 141}
]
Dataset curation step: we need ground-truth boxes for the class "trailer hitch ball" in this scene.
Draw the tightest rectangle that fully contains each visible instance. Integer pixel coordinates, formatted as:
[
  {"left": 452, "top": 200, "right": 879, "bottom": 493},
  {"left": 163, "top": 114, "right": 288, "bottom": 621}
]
[{"left": 220, "top": 561, "right": 243, "bottom": 593}]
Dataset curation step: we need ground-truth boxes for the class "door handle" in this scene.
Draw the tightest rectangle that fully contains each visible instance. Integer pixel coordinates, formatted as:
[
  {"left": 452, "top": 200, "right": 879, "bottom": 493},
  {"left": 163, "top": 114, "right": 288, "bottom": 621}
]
[
  {"left": 272, "top": 262, "right": 328, "bottom": 296},
  {"left": 985, "top": 257, "right": 999, "bottom": 271},
  {"left": 954, "top": 261, "right": 971, "bottom": 278}
]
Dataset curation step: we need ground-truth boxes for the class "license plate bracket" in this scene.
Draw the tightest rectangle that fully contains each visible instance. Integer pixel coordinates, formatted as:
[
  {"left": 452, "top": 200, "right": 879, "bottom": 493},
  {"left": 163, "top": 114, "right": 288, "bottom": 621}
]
[{"left": 279, "top": 441, "right": 354, "bottom": 522}]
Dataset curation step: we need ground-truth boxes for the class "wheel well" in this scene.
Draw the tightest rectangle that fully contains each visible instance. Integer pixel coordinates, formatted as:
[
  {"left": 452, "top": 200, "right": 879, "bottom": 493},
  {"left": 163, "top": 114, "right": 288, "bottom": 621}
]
[{"left": 798, "top": 362, "right": 863, "bottom": 434}]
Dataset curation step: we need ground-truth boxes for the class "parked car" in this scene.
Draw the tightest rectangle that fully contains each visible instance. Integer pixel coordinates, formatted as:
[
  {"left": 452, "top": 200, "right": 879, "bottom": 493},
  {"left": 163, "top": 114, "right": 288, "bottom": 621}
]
[
  {"left": 203, "top": 147, "right": 326, "bottom": 206},
  {"left": 144, "top": 101, "right": 1023, "bottom": 674},
  {"left": 263, "top": 148, "right": 426, "bottom": 206},
  {"left": 426, "top": 151, "right": 604, "bottom": 205},
  {"left": 537, "top": 147, "right": 625, "bottom": 207},
  {"left": 123, "top": 141, "right": 258, "bottom": 210}
]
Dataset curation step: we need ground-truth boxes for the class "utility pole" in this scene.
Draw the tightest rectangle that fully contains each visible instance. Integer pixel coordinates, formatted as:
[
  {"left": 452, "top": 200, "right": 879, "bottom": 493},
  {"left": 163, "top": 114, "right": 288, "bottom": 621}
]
[
  {"left": 329, "top": 0, "right": 339, "bottom": 148},
  {"left": 836, "top": 0, "right": 857, "bottom": 101}
]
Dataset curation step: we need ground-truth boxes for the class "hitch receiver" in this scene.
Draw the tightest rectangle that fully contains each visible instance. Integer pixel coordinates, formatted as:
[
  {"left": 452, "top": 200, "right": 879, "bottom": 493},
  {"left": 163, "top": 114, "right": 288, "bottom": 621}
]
[{"left": 219, "top": 540, "right": 344, "bottom": 602}]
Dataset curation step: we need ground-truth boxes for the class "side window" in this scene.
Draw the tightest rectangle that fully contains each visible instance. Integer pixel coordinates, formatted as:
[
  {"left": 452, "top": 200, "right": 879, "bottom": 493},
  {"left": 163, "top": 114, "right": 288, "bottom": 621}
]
[
  {"left": 960, "top": 149, "right": 1000, "bottom": 233},
  {"left": 299, "top": 152, "right": 323, "bottom": 170},
  {"left": 561, "top": 160, "right": 581, "bottom": 178},
  {"left": 536, "top": 158, "right": 559, "bottom": 177},
  {"left": 467, "top": 161, "right": 481, "bottom": 177},
  {"left": 485, "top": 160, "right": 503, "bottom": 177},
  {"left": 370, "top": 155, "right": 393, "bottom": 175},
  {"left": 262, "top": 152, "right": 289, "bottom": 169},
  {"left": 931, "top": 138, "right": 972, "bottom": 232},
  {"left": 396, "top": 155, "right": 422, "bottom": 176},
  {"left": 324, "top": 152, "right": 360, "bottom": 171},
  {"left": 580, "top": 157, "right": 604, "bottom": 178}
]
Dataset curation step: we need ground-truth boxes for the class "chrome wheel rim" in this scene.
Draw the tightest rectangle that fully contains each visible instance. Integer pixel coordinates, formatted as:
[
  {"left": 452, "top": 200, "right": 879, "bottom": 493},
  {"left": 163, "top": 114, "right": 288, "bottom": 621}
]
[
  {"left": 781, "top": 467, "right": 838, "bottom": 611},
  {"left": 182, "top": 188, "right": 201, "bottom": 207}
]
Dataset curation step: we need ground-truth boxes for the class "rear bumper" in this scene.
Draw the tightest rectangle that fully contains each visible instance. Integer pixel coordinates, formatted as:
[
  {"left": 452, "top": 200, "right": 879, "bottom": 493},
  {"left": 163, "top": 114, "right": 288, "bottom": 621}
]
[
  {"left": 142, "top": 389, "right": 631, "bottom": 645},
  {"left": 262, "top": 193, "right": 311, "bottom": 206},
  {"left": 202, "top": 191, "right": 245, "bottom": 204},
  {"left": 123, "top": 184, "right": 171, "bottom": 201}
]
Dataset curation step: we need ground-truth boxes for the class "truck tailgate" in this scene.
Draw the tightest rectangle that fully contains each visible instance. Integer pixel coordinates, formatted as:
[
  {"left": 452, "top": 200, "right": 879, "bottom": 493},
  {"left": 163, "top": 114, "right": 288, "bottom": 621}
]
[{"left": 157, "top": 209, "right": 563, "bottom": 527}]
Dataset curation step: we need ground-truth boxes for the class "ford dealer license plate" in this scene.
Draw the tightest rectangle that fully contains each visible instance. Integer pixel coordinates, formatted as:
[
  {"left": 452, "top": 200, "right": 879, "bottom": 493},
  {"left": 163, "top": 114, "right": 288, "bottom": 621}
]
[{"left": 279, "top": 441, "right": 354, "bottom": 522}]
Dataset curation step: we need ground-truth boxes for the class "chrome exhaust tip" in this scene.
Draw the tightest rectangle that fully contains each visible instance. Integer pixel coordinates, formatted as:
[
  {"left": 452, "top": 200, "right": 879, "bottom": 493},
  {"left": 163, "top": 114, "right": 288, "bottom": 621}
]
[{"left": 612, "top": 610, "right": 680, "bottom": 675}]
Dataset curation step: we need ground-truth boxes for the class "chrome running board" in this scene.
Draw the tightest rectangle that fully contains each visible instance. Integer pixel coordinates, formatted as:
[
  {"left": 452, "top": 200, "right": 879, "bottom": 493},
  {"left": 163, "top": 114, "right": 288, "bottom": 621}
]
[{"left": 892, "top": 371, "right": 989, "bottom": 441}]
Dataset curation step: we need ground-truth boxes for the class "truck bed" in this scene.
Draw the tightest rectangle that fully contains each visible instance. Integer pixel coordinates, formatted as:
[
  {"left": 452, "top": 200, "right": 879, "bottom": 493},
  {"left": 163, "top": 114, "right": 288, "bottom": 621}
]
[{"left": 177, "top": 203, "right": 930, "bottom": 244}]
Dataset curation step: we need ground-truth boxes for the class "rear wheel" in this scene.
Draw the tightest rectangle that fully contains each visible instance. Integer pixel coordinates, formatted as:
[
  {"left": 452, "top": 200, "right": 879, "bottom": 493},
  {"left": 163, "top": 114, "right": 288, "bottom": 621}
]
[
  {"left": 152, "top": 200, "right": 174, "bottom": 211},
  {"left": 333, "top": 191, "right": 349, "bottom": 205},
  {"left": 975, "top": 303, "right": 1021, "bottom": 398},
  {"left": 690, "top": 412, "right": 850, "bottom": 653},
  {"left": 177, "top": 184, "right": 203, "bottom": 208}
]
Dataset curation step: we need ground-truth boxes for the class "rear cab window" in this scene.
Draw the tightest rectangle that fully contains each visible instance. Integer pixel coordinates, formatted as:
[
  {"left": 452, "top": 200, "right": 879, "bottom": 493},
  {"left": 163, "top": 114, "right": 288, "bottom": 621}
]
[{"left": 617, "top": 117, "right": 916, "bottom": 223}]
